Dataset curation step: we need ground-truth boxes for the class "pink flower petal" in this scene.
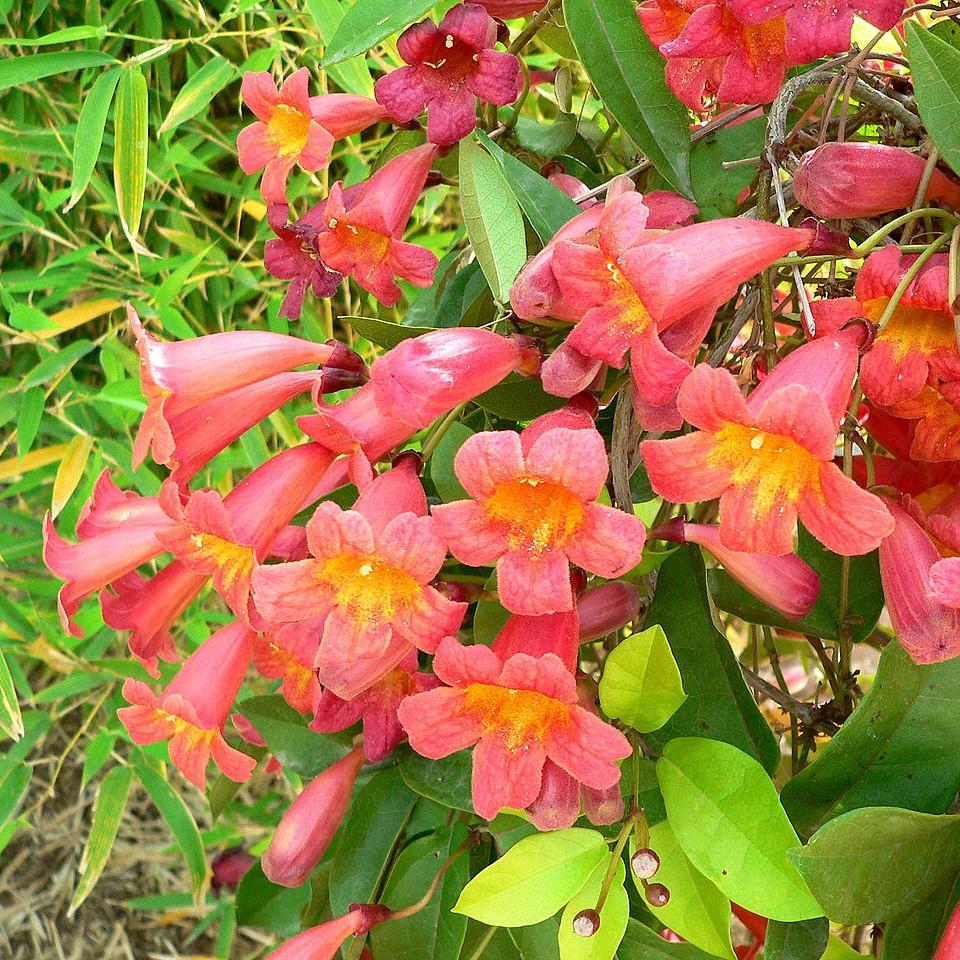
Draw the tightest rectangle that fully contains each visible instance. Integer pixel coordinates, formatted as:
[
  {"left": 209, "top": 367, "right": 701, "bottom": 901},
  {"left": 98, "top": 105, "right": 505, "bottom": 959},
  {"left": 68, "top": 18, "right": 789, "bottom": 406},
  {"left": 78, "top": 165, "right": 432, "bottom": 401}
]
[
  {"left": 431, "top": 500, "right": 506, "bottom": 566},
  {"left": 252, "top": 559, "right": 333, "bottom": 622},
  {"left": 497, "top": 547, "right": 573, "bottom": 616},
  {"left": 545, "top": 706, "right": 629, "bottom": 790},
  {"left": 675, "top": 363, "right": 751, "bottom": 431},
  {"left": 566, "top": 502, "right": 646, "bottom": 578},
  {"left": 524, "top": 427, "right": 609, "bottom": 502},
  {"left": 241, "top": 71, "right": 280, "bottom": 121},
  {"left": 398, "top": 687, "right": 482, "bottom": 757},
  {"left": 718, "top": 482, "right": 798, "bottom": 555},
  {"left": 375, "top": 65, "right": 429, "bottom": 123},
  {"left": 471, "top": 734, "right": 546, "bottom": 819},
  {"left": 432, "top": 635, "right": 502, "bottom": 686},
  {"left": 469, "top": 49, "right": 521, "bottom": 105},
  {"left": 641, "top": 433, "right": 730, "bottom": 504},
  {"left": 454, "top": 430, "right": 525, "bottom": 499}
]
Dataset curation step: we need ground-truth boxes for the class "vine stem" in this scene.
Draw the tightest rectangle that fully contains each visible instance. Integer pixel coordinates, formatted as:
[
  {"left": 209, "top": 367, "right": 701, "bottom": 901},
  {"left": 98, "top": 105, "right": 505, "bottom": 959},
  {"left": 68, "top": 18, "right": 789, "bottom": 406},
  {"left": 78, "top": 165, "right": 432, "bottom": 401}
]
[
  {"left": 594, "top": 819, "right": 634, "bottom": 915},
  {"left": 389, "top": 834, "right": 477, "bottom": 921},
  {"left": 421, "top": 402, "right": 467, "bottom": 461}
]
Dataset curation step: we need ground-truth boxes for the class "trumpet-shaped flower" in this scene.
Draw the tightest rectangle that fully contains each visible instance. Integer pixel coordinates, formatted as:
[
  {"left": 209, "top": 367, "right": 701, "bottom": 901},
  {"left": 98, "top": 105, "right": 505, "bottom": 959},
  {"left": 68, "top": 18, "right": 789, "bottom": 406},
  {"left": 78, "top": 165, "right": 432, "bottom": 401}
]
[
  {"left": 252, "top": 460, "right": 466, "bottom": 699},
  {"left": 311, "top": 649, "right": 440, "bottom": 761},
  {"left": 374, "top": 3, "right": 520, "bottom": 147},
  {"left": 887, "top": 384, "right": 960, "bottom": 463},
  {"left": 264, "top": 222, "right": 343, "bottom": 321},
  {"left": 398, "top": 636, "right": 631, "bottom": 821},
  {"left": 264, "top": 906, "right": 390, "bottom": 960},
  {"left": 262, "top": 746, "right": 365, "bottom": 887},
  {"left": 794, "top": 142, "right": 960, "bottom": 219},
  {"left": 811, "top": 247, "right": 958, "bottom": 407},
  {"left": 238, "top": 69, "right": 387, "bottom": 210},
  {"left": 118, "top": 620, "right": 257, "bottom": 789},
  {"left": 642, "top": 338, "right": 894, "bottom": 555},
  {"left": 431, "top": 424, "right": 646, "bottom": 615},
  {"left": 316, "top": 144, "right": 439, "bottom": 306}
]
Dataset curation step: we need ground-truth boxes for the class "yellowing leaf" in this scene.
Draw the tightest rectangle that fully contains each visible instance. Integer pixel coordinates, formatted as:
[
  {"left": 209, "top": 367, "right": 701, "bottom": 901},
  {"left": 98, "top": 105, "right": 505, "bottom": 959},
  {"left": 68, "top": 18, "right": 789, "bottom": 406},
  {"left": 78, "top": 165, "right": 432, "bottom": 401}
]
[
  {"left": 241, "top": 199, "right": 266, "bottom": 221},
  {"left": 51, "top": 434, "right": 93, "bottom": 518},
  {"left": 0, "top": 444, "right": 69, "bottom": 481},
  {"left": 33, "top": 298, "right": 122, "bottom": 341}
]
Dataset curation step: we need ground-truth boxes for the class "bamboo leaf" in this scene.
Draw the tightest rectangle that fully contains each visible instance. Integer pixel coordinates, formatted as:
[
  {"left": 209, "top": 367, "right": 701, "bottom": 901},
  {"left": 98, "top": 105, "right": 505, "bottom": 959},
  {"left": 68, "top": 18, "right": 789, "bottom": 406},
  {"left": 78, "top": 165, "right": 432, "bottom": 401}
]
[
  {"left": 66, "top": 67, "right": 122, "bottom": 212},
  {"left": 68, "top": 765, "right": 132, "bottom": 917},
  {"left": 158, "top": 56, "right": 238, "bottom": 135},
  {"left": 50, "top": 434, "right": 93, "bottom": 518},
  {"left": 0, "top": 648, "right": 24, "bottom": 742},
  {"left": 0, "top": 443, "right": 69, "bottom": 481},
  {"left": 0, "top": 50, "right": 116, "bottom": 92},
  {"left": 113, "top": 66, "right": 150, "bottom": 253}
]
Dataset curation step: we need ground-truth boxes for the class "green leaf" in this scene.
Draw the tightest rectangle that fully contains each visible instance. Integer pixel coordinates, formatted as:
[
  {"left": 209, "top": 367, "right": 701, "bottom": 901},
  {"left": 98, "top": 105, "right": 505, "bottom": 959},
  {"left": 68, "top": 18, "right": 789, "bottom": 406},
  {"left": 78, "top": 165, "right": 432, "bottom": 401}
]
[
  {"left": 305, "top": 0, "right": 375, "bottom": 96},
  {"left": 791, "top": 807, "right": 960, "bottom": 925},
  {"left": 81, "top": 732, "right": 117, "bottom": 790},
  {"left": 880, "top": 872, "right": 960, "bottom": 960},
  {"left": 17, "top": 388, "right": 45, "bottom": 458},
  {"left": 0, "top": 647, "right": 24, "bottom": 741},
  {"left": 511, "top": 920, "right": 561, "bottom": 960},
  {"left": 113, "top": 66, "right": 149, "bottom": 251},
  {"left": 24, "top": 339, "right": 95, "bottom": 388},
  {"left": 429, "top": 422, "right": 473, "bottom": 502},
  {"left": 66, "top": 67, "right": 121, "bottom": 212},
  {"left": 765, "top": 918, "right": 829, "bottom": 960},
  {"left": 398, "top": 747, "right": 475, "bottom": 811},
  {"left": 343, "top": 314, "right": 436, "bottom": 349},
  {"left": 476, "top": 131, "right": 581, "bottom": 242},
  {"left": 322, "top": 0, "right": 436, "bottom": 67},
  {"left": 0, "top": 25, "right": 107, "bottom": 46},
  {"left": 370, "top": 824, "right": 471, "bottom": 960},
  {"left": 645, "top": 547, "right": 780, "bottom": 774},
  {"left": 907, "top": 23, "right": 960, "bottom": 176},
  {"left": 329, "top": 767, "right": 416, "bottom": 915},
  {"left": 688, "top": 118, "right": 767, "bottom": 220},
  {"left": 0, "top": 50, "right": 116, "bottom": 92},
  {"left": 238, "top": 695, "right": 352, "bottom": 779},
  {"left": 617, "top": 918, "right": 727, "bottom": 959},
  {"left": 563, "top": 0, "right": 691, "bottom": 195},
  {"left": 558, "top": 856, "right": 628, "bottom": 960},
  {"left": 158, "top": 56, "right": 238, "bottom": 135},
  {"left": 780, "top": 641, "right": 960, "bottom": 839},
  {"left": 459, "top": 134, "right": 527, "bottom": 302},
  {"left": 657, "top": 738, "right": 821, "bottom": 922},
  {"left": 631, "top": 823, "right": 734, "bottom": 960},
  {"left": 453, "top": 828, "right": 607, "bottom": 927},
  {"left": 475, "top": 374, "right": 566, "bottom": 419},
  {"left": 235, "top": 861, "right": 311, "bottom": 936},
  {"left": 68, "top": 765, "right": 132, "bottom": 916},
  {"left": 599, "top": 625, "right": 686, "bottom": 733},
  {"left": 134, "top": 763, "right": 208, "bottom": 903}
]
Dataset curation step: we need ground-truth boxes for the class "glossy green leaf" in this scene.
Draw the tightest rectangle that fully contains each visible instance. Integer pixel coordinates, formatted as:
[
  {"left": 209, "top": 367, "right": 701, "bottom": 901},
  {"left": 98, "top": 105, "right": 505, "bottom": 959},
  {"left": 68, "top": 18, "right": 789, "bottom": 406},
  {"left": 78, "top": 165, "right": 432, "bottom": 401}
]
[
  {"left": 563, "top": 0, "right": 691, "bottom": 194},
  {"left": 0, "top": 50, "right": 115, "bottom": 92},
  {"left": 645, "top": 548, "right": 780, "bottom": 774},
  {"left": 398, "top": 747, "right": 475, "bottom": 811},
  {"left": 780, "top": 641, "right": 960, "bottom": 839},
  {"left": 66, "top": 66, "right": 121, "bottom": 211},
  {"left": 305, "top": 0, "right": 375, "bottom": 96},
  {"left": 658, "top": 738, "right": 820, "bottom": 922},
  {"left": 322, "top": 0, "right": 436, "bottom": 67},
  {"left": 476, "top": 131, "right": 580, "bottom": 242},
  {"left": 600, "top": 626, "right": 686, "bottom": 733},
  {"left": 617, "top": 918, "right": 727, "bottom": 959},
  {"left": 631, "top": 824, "right": 734, "bottom": 960},
  {"left": 343, "top": 314, "right": 436, "bottom": 349},
  {"left": 134, "top": 763, "right": 208, "bottom": 903},
  {"left": 454, "top": 828, "right": 607, "bottom": 927},
  {"left": 370, "top": 824, "right": 471, "bottom": 960},
  {"left": 791, "top": 807, "right": 960, "bottom": 925},
  {"left": 459, "top": 134, "right": 527, "bottom": 302},
  {"left": 329, "top": 767, "right": 416, "bottom": 914},
  {"left": 429, "top": 422, "right": 473, "bottom": 503},
  {"left": 907, "top": 23, "right": 960, "bottom": 176},
  {"left": 880, "top": 872, "right": 960, "bottom": 960},
  {"left": 558, "top": 857, "right": 628, "bottom": 960},
  {"left": 765, "top": 918, "right": 829, "bottom": 960},
  {"left": 0, "top": 648, "right": 23, "bottom": 741},
  {"left": 113, "top": 66, "right": 149, "bottom": 251},
  {"left": 238, "top": 695, "right": 352, "bottom": 779},
  {"left": 68, "top": 765, "right": 132, "bottom": 916},
  {"left": 475, "top": 374, "right": 566, "bottom": 419},
  {"left": 511, "top": 919, "right": 561, "bottom": 960},
  {"left": 235, "top": 861, "right": 311, "bottom": 936},
  {"left": 158, "top": 55, "right": 238, "bottom": 134}
]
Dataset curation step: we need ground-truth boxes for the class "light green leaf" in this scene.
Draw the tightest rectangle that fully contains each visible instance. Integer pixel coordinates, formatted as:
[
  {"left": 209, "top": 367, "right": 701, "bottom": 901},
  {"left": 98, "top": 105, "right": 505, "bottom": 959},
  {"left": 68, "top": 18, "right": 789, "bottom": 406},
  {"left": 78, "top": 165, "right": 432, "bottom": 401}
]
[
  {"left": 600, "top": 626, "right": 686, "bottom": 733},
  {"left": 68, "top": 765, "right": 132, "bottom": 916},
  {"left": 657, "top": 738, "right": 821, "bottom": 922},
  {"left": 24, "top": 340, "right": 95, "bottom": 388},
  {"left": 135, "top": 763, "right": 208, "bottom": 903},
  {"left": 17, "top": 388, "right": 45, "bottom": 458},
  {"left": 113, "top": 66, "right": 149, "bottom": 252},
  {"left": 459, "top": 134, "right": 527, "bottom": 302},
  {"left": 558, "top": 856, "right": 628, "bottom": 960},
  {"left": 429, "top": 422, "right": 473, "bottom": 503},
  {"left": 0, "top": 648, "right": 23, "bottom": 742},
  {"left": 158, "top": 56, "right": 238, "bottom": 135},
  {"left": 453, "top": 828, "right": 607, "bottom": 927},
  {"left": 907, "top": 23, "right": 960, "bottom": 176},
  {"left": 0, "top": 50, "right": 116, "bottom": 92},
  {"left": 66, "top": 67, "right": 121, "bottom": 211},
  {"left": 631, "top": 823, "right": 734, "bottom": 959},
  {"left": 563, "top": 0, "right": 691, "bottom": 194},
  {"left": 791, "top": 807, "right": 960, "bottom": 925},
  {"left": 322, "top": 0, "right": 436, "bottom": 67},
  {"left": 0, "top": 25, "right": 107, "bottom": 46},
  {"left": 305, "top": 0, "right": 375, "bottom": 96}
]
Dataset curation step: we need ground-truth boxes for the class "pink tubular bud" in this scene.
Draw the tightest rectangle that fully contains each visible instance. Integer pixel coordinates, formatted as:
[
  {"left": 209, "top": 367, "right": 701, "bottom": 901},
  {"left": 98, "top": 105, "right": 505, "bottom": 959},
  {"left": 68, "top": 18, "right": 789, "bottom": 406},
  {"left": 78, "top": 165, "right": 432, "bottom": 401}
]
[
  {"left": 262, "top": 746, "right": 365, "bottom": 887},
  {"left": 211, "top": 847, "right": 256, "bottom": 893},
  {"left": 581, "top": 782, "right": 624, "bottom": 826},
  {"left": 797, "top": 217, "right": 851, "bottom": 256},
  {"left": 793, "top": 142, "right": 960, "bottom": 219},
  {"left": 265, "top": 910, "right": 365, "bottom": 960},
  {"left": 576, "top": 582, "right": 641, "bottom": 642}
]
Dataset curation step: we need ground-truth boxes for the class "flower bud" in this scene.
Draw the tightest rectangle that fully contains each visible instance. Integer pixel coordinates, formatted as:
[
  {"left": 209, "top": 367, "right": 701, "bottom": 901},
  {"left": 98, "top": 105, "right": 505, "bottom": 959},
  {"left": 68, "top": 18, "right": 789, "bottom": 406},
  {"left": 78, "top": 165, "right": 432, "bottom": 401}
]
[
  {"left": 262, "top": 746, "right": 365, "bottom": 887},
  {"left": 631, "top": 848, "right": 661, "bottom": 880},
  {"left": 211, "top": 847, "right": 255, "bottom": 893},
  {"left": 577, "top": 581, "right": 641, "bottom": 641},
  {"left": 797, "top": 217, "right": 850, "bottom": 256},
  {"left": 793, "top": 142, "right": 960, "bottom": 219},
  {"left": 573, "top": 909, "right": 601, "bottom": 937},
  {"left": 645, "top": 883, "right": 671, "bottom": 907}
]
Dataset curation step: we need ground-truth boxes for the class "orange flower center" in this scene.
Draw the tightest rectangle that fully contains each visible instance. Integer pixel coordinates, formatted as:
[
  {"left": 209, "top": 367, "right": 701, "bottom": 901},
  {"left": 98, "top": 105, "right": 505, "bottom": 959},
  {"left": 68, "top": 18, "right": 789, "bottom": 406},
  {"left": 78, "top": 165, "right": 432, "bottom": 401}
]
[
  {"left": 186, "top": 531, "right": 255, "bottom": 592},
  {"left": 267, "top": 104, "right": 311, "bottom": 157},
  {"left": 483, "top": 477, "right": 585, "bottom": 552},
  {"left": 319, "top": 553, "right": 422, "bottom": 621},
  {"left": 605, "top": 261, "right": 653, "bottom": 339},
  {"left": 709, "top": 423, "right": 823, "bottom": 513},
  {"left": 265, "top": 641, "right": 316, "bottom": 706},
  {"left": 325, "top": 218, "right": 392, "bottom": 267},
  {"left": 460, "top": 683, "right": 569, "bottom": 749},
  {"left": 725, "top": 11, "right": 786, "bottom": 69},
  {"left": 864, "top": 297, "right": 955, "bottom": 362}
]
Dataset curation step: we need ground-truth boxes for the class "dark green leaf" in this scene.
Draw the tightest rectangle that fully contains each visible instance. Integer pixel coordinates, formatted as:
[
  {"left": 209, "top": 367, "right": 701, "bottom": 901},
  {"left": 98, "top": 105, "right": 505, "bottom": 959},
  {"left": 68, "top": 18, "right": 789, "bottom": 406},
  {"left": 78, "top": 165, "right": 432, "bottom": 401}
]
[
  {"left": 645, "top": 547, "right": 780, "bottom": 774},
  {"left": 880, "top": 872, "right": 960, "bottom": 960},
  {"left": 17, "top": 388, "right": 45, "bottom": 458},
  {"left": 158, "top": 55, "right": 238, "bottom": 135},
  {"left": 617, "top": 918, "right": 729, "bottom": 959},
  {"left": 907, "top": 23, "right": 960, "bottom": 176},
  {"left": 398, "top": 746, "right": 475, "bottom": 811},
  {"left": 780, "top": 641, "right": 960, "bottom": 839},
  {"left": 563, "top": 0, "right": 691, "bottom": 194},
  {"left": 765, "top": 918, "right": 829, "bottom": 960},
  {"left": 429, "top": 422, "right": 473, "bottom": 502},
  {"left": 688, "top": 118, "right": 766, "bottom": 220},
  {"left": 434, "top": 262, "right": 491, "bottom": 328},
  {"left": 66, "top": 67, "right": 121, "bottom": 211},
  {"left": 322, "top": 0, "right": 436, "bottom": 67},
  {"left": 0, "top": 50, "right": 116, "bottom": 92},
  {"left": 475, "top": 374, "right": 566, "bottom": 419},
  {"left": 512, "top": 112, "right": 578, "bottom": 159},
  {"left": 235, "top": 861, "right": 311, "bottom": 936},
  {"left": 342, "top": 314, "right": 436, "bottom": 349},
  {"left": 510, "top": 919, "right": 561, "bottom": 960},
  {"left": 791, "top": 807, "right": 960, "bottom": 924},
  {"left": 24, "top": 339, "right": 95, "bottom": 388}
]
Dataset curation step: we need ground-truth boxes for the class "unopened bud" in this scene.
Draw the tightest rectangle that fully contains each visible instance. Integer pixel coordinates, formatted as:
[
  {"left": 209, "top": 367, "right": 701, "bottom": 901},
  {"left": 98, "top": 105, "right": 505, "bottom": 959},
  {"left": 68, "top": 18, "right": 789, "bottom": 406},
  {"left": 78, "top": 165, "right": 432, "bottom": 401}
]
[
  {"left": 572, "top": 909, "right": 601, "bottom": 937},
  {"left": 320, "top": 367, "right": 367, "bottom": 393},
  {"left": 211, "top": 847, "right": 255, "bottom": 893},
  {"left": 645, "top": 883, "right": 670, "bottom": 907},
  {"left": 433, "top": 580, "right": 485, "bottom": 604},
  {"left": 325, "top": 340, "right": 367, "bottom": 374},
  {"left": 390, "top": 449, "right": 423, "bottom": 475},
  {"left": 631, "top": 848, "right": 661, "bottom": 880},
  {"left": 797, "top": 217, "right": 850, "bottom": 256},
  {"left": 577, "top": 581, "right": 641, "bottom": 641}
]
